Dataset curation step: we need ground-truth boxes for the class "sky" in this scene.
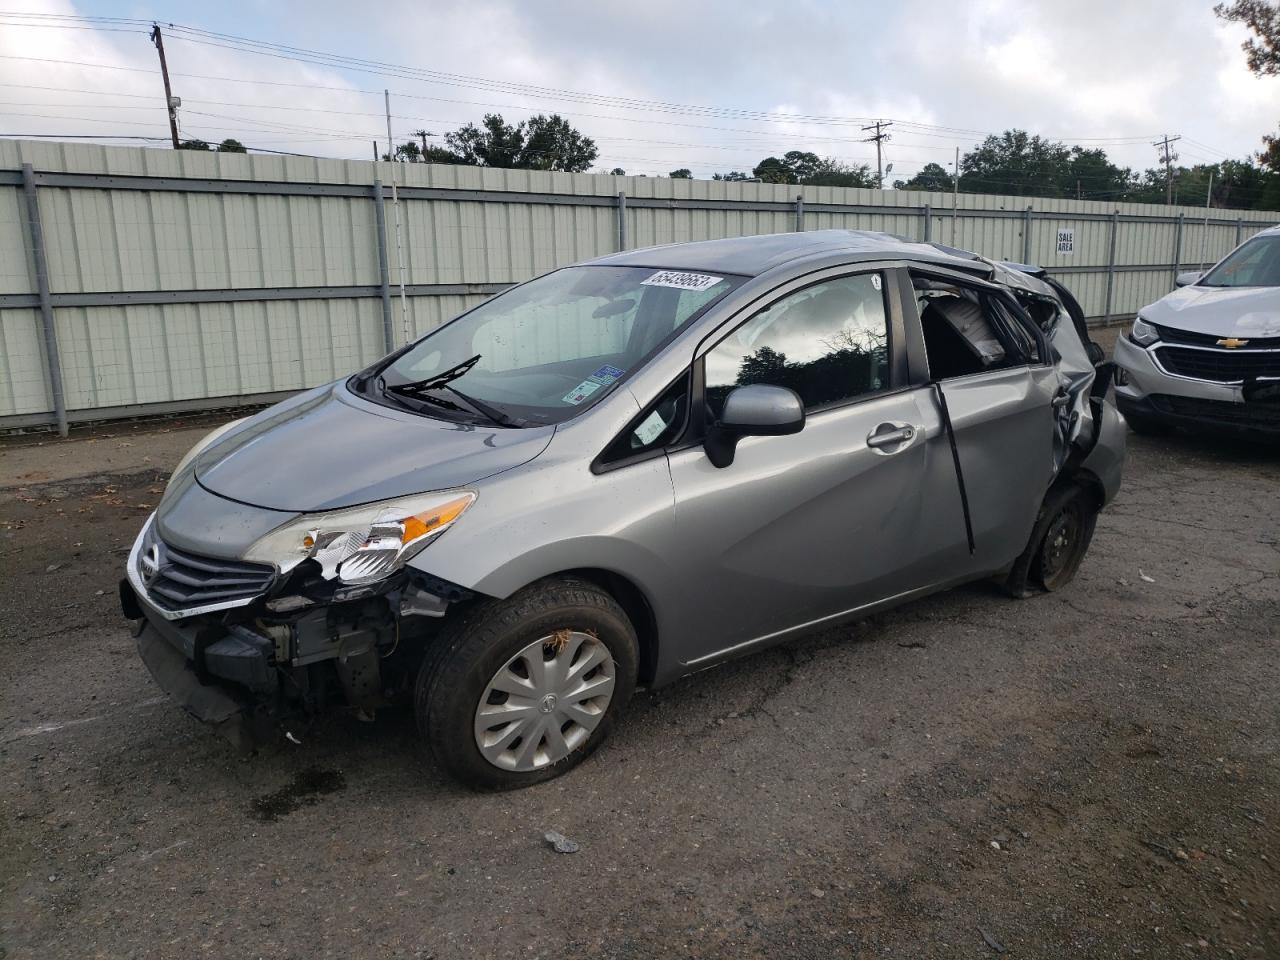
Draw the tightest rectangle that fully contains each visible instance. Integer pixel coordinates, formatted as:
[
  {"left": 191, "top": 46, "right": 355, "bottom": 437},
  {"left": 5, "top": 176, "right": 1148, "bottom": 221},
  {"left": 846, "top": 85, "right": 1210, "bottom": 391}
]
[{"left": 0, "top": 0, "right": 1277, "bottom": 183}]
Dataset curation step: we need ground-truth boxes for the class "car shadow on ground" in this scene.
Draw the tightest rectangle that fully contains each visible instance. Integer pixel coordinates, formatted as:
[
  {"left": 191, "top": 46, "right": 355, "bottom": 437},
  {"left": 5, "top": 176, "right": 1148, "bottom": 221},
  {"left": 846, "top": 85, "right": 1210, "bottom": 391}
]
[{"left": 193, "top": 579, "right": 1005, "bottom": 809}]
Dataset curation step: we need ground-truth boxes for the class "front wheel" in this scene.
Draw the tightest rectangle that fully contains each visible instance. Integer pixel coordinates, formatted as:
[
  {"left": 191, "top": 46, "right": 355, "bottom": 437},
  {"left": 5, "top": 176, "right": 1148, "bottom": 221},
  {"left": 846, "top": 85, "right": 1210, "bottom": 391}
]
[{"left": 415, "top": 577, "right": 638, "bottom": 790}]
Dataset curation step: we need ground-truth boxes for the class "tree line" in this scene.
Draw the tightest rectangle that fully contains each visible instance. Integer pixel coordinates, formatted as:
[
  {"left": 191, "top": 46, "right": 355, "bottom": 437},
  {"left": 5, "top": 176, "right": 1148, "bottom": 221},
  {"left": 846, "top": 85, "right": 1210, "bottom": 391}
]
[{"left": 377, "top": 112, "right": 1280, "bottom": 210}]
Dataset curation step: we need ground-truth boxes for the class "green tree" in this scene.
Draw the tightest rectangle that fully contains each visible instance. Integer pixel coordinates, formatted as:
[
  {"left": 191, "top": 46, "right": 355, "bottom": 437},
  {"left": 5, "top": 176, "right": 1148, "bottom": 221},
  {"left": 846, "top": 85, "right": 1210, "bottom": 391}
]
[
  {"left": 216, "top": 138, "right": 247, "bottom": 153},
  {"left": 609, "top": 167, "right": 627, "bottom": 176},
  {"left": 750, "top": 152, "right": 875, "bottom": 187},
  {"left": 712, "top": 170, "right": 751, "bottom": 181},
  {"left": 1065, "top": 146, "right": 1133, "bottom": 199},
  {"left": 444, "top": 113, "right": 597, "bottom": 172},
  {"left": 423, "top": 145, "right": 467, "bottom": 164},
  {"left": 1216, "top": 1, "right": 1280, "bottom": 177},
  {"left": 960, "top": 130, "right": 1075, "bottom": 196},
  {"left": 178, "top": 138, "right": 211, "bottom": 151},
  {"left": 804, "top": 157, "right": 877, "bottom": 188},
  {"left": 1215, "top": 1, "right": 1280, "bottom": 75},
  {"left": 894, "top": 162, "right": 954, "bottom": 192},
  {"left": 752, "top": 156, "right": 792, "bottom": 183},
  {"left": 669, "top": 168, "right": 692, "bottom": 179},
  {"left": 447, "top": 114, "right": 524, "bottom": 167},
  {"left": 520, "top": 114, "right": 598, "bottom": 171}
]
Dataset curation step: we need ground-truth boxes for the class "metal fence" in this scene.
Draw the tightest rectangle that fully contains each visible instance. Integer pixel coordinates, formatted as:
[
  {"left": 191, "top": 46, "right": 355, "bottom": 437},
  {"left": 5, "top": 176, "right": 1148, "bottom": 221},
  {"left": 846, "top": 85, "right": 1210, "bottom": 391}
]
[{"left": 2, "top": 138, "right": 1275, "bottom": 432}]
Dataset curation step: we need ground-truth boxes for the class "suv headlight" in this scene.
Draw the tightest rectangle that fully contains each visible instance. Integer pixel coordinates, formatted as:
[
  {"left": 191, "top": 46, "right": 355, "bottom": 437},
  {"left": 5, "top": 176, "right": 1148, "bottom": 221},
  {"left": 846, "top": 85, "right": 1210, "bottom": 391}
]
[
  {"left": 245, "top": 491, "right": 475, "bottom": 585},
  {"left": 1130, "top": 316, "right": 1159, "bottom": 347}
]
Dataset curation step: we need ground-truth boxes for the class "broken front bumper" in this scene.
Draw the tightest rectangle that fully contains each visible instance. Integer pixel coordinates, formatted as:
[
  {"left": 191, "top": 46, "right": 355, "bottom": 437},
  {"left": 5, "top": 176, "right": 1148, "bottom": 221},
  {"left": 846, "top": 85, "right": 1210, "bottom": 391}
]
[
  {"left": 122, "top": 576, "right": 276, "bottom": 726},
  {"left": 121, "top": 516, "right": 472, "bottom": 737}
]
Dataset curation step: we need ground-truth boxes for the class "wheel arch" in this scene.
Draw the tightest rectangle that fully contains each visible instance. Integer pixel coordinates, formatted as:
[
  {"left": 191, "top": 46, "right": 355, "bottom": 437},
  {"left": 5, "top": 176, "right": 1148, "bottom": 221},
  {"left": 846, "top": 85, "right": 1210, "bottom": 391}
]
[{"left": 544, "top": 567, "right": 661, "bottom": 687}]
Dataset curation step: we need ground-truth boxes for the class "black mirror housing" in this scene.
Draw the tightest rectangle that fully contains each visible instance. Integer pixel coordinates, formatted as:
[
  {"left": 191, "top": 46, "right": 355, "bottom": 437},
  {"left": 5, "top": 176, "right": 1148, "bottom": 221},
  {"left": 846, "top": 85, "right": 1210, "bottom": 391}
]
[{"left": 705, "top": 384, "right": 805, "bottom": 468}]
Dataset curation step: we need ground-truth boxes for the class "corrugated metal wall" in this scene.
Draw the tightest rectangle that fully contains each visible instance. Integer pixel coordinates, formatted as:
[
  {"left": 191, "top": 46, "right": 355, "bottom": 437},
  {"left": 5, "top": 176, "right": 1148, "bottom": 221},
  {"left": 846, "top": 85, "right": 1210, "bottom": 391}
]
[{"left": 1, "top": 138, "right": 1275, "bottom": 427}]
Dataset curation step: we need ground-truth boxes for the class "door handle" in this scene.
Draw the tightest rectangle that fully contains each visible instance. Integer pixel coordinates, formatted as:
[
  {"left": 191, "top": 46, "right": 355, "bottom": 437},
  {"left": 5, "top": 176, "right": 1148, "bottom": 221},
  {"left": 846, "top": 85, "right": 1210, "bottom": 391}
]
[{"left": 866, "top": 423, "right": 915, "bottom": 449}]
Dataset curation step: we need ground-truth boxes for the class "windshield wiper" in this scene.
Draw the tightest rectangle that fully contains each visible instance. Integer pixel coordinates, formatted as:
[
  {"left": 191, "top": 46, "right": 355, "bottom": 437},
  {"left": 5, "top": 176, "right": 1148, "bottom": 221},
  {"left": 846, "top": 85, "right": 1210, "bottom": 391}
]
[
  {"left": 381, "top": 360, "right": 519, "bottom": 427},
  {"left": 388, "top": 354, "right": 482, "bottom": 397},
  {"left": 438, "top": 384, "right": 518, "bottom": 427}
]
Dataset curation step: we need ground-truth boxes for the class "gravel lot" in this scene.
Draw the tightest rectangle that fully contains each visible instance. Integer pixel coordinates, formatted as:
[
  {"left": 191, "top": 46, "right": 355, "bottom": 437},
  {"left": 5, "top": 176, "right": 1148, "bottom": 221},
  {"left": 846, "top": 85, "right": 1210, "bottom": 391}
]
[{"left": 2, "top": 396, "right": 1278, "bottom": 958}]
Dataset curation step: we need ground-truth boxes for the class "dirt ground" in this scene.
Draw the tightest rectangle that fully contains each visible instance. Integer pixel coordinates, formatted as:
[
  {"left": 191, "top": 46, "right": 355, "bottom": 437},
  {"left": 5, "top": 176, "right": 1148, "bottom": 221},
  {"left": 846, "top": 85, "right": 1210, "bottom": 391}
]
[{"left": 1, "top": 398, "right": 1278, "bottom": 958}]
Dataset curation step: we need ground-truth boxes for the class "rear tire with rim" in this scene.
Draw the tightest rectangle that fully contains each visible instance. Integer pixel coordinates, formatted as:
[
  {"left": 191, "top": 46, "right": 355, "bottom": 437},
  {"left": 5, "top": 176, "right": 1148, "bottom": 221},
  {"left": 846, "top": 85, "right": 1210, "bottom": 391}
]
[
  {"left": 1031, "top": 484, "right": 1098, "bottom": 592},
  {"left": 415, "top": 577, "right": 638, "bottom": 790}
]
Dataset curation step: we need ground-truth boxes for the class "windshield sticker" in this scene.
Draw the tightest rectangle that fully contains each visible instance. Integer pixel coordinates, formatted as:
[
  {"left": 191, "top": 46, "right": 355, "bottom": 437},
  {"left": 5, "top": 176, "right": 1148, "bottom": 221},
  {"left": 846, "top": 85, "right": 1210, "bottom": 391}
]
[
  {"left": 633, "top": 410, "right": 668, "bottom": 445},
  {"left": 588, "top": 363, "right": 625, "bottom": 386},
  {"left": 562, "top": 379, "right": 604, "bottom": 405},
  {"left": 641, "top": 271, "right": 723, "bottom": 292}
]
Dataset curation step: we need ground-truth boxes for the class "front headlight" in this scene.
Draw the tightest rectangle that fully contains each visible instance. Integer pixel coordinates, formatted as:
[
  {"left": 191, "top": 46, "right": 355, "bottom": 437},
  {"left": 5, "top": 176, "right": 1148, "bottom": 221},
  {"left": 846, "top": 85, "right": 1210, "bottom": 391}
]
[
  {"left": 1130, "top": 316, "right": 1159, "bottom": 347},
  {"left": 244, "top": 491, "right": 475, "bottom": 585}
]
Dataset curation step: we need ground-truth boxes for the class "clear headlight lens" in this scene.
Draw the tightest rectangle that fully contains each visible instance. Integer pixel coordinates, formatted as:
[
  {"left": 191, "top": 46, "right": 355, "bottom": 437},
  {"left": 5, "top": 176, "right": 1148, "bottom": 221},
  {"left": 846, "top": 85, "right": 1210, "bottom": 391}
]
[
  {"left": 1130, "top": 316, "right": 1159, "bottom": 347},
  {"left": 244, "top": 491, "right": 475, "bottom": 585}
]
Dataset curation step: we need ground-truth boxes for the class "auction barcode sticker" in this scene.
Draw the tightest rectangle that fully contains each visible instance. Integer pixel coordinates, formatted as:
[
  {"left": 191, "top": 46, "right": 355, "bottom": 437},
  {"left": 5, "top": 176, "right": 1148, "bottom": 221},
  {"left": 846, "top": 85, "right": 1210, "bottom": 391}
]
[{"left": 642, "top": 271, "right": 723, "bottom": 292}]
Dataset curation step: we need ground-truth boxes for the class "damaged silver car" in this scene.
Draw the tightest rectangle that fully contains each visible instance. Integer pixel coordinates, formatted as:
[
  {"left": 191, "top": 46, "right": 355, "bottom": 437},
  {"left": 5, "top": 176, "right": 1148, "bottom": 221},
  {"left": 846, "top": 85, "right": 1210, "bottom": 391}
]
[{"left": 121, "top": 230, "right": 1125, "bottom": 789}]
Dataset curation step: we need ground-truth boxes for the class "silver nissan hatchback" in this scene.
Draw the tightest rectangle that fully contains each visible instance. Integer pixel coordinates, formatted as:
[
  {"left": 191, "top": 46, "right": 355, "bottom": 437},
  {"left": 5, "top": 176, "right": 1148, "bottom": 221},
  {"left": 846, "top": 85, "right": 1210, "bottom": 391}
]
[{"left": 121, "top": 230, "right": 1125, "bottom": 789}]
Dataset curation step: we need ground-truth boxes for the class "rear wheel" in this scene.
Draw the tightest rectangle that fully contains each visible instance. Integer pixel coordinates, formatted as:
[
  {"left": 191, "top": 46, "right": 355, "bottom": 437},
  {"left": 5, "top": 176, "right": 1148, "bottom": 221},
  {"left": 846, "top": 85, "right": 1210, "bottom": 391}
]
[
  {"left": 415, "top": 577, "right": 638, "bottom": 790},
  {"left": 1031, "top": 486, "right": 1098, "bottom": 592}
]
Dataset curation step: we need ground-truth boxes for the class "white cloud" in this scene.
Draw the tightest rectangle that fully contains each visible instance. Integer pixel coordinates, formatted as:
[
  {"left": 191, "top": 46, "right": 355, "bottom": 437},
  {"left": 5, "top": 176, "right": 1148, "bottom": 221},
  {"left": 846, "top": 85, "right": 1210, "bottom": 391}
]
[{"left": 1, "top": 0, "right": 1277, "bottom": 182}]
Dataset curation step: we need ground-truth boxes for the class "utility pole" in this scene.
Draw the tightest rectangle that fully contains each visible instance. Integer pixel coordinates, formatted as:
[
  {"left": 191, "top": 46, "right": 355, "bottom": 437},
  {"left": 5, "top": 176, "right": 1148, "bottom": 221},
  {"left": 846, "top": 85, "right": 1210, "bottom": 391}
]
[
  {"left": 1199, "top": 169, "right": 1215, "bottom": 269},
  {"left": 1153, "top": 134, "right": 1181, "bottom": 205},
  {"left": 951, "top": 145, "right": 959, "bottom": 245},
  {"left": 861, "top": 120, "right": 893, "bottom": 189},
  {"left": 149, "top": 24, "right": 180, "bottom": 149},
  {"left": 384, "top": 90, "right": 409, "bottom": 346}
]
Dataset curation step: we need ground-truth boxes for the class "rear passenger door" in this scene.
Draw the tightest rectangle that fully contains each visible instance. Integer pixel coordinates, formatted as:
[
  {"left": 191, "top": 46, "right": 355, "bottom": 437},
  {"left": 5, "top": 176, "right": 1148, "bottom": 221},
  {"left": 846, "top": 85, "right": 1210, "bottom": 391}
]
[{"left": 902, "top": 268, "right": 1058, "bottom": 576}]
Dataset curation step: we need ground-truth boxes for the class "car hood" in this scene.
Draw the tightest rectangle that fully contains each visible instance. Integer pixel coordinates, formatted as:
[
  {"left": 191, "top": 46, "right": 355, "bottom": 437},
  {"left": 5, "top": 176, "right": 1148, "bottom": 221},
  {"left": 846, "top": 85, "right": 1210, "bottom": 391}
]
[
  {"left": 194, "top": 383, "right": 555, "bottom": 512},
  {"left": 1142, "top": 284, "right": 1280, "bottom": 339}
]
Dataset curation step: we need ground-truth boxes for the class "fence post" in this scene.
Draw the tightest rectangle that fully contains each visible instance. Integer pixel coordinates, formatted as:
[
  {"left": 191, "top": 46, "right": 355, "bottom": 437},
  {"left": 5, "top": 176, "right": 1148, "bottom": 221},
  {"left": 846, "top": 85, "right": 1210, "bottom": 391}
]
[
  {"left": 1235, "top": 218, "right": 1243, "bottom": 247},
  {"left": 371, "top": 179, "right": 394, "bottom": 353},
  {"left": 922, "top": 203, "right": 931, "bottom": 242},
  {"left": 794, "top": 194, "right": 804, "bottom": 232},
  {"left": 1022, "top": 204, "right": 1033, "bottom": 264},
  {"left": 616, "top": 191, "right": 627, "bottom": 251},
  {"left": 1172, "top": 212, "right": 1184, "bottom": 287},
  {"left": 1103, "top": 209, "right": 1119, "bottom": 323},
  {"left": 20, "top": 163, "right": 67, "bottom": 437}
]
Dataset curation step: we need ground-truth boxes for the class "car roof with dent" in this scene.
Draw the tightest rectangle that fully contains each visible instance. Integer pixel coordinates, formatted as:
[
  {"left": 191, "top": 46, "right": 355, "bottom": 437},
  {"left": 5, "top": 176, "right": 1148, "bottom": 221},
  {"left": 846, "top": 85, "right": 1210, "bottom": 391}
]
[{"left": 587, "top": 229, "right": 994, "bottom": 278}]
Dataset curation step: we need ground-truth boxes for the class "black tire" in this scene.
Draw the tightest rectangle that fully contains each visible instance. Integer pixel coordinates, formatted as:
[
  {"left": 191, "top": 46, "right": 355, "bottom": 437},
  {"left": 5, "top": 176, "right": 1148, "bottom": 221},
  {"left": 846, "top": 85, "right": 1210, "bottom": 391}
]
[
  {"left": 1030, "top": 484, "right": 1099, "bottom": 592},
  {"left": 1124, "top": 412, "right": 1168, "bottom": 437},
  {"left": 415, "top": 577, "right": 638, "bottom": 790}
]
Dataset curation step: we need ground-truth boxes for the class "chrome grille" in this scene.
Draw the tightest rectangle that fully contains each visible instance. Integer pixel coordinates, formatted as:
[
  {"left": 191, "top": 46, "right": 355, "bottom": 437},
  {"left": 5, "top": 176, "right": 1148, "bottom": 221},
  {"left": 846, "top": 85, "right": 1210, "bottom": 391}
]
[{"left": 139, "top": 524, "right": 274, "bottom": 614}]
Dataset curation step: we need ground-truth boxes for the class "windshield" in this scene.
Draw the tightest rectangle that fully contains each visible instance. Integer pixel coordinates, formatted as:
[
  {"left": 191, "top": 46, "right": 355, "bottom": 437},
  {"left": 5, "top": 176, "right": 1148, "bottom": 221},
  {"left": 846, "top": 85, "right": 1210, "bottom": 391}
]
[
  {"left": 371, "top": 265, "right": 744, "bottom": 425},
  {"left": 1201, "top": 235, "right": 1280, "bottom": 287}
]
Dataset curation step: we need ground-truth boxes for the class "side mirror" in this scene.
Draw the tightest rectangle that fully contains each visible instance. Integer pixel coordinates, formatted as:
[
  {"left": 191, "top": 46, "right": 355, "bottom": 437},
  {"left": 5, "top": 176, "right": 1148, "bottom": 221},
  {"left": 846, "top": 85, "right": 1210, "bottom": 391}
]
[
  {"left": 1175, "top": 271, "right": 1204, "bottom": 288},
  {"left": 704, "top": 384, "right": 805, "bottom": 468}
]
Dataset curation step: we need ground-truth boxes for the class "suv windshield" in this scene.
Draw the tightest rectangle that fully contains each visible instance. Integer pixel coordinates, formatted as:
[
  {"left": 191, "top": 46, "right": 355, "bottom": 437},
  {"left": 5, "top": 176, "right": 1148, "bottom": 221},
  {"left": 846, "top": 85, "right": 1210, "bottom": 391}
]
[
  {"left": 370, "top": 266, "right": 743, "bottom": 425},
  {"left": 1201, "top": 235, "right": 1280, "bottom": 287}
]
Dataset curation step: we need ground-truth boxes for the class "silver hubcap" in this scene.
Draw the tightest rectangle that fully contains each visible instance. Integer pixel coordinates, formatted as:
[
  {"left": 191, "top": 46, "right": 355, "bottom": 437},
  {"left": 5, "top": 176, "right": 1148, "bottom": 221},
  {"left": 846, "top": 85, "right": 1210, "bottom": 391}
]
[{"left": 474, "top": 631, "right": 616, "bottom": 772}]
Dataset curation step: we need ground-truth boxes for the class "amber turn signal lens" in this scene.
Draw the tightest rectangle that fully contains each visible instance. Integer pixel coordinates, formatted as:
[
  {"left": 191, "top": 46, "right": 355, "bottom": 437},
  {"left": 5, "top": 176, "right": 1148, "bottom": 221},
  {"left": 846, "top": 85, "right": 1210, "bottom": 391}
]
[{"left": 400, "top": 494, "right": 474, "bottom": 545}]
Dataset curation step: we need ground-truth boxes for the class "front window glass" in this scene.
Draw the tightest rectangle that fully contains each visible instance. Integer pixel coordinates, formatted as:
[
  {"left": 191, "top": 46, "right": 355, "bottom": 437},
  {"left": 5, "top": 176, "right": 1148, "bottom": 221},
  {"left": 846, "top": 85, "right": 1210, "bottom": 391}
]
[
  {"left": 1201, "top": 236, "right": 1280, "bottom": 287},
  {"left": 376, "top": 266, "right": 743, "bottom": 425},
  {"left": 704, "top": 273, "right": 890, "bottom": 418}
]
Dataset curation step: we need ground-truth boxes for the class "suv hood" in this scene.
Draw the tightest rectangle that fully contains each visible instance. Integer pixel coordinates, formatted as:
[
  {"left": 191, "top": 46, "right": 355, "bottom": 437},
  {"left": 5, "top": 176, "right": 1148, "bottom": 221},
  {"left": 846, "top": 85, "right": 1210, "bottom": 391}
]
[
  {"left": 194, "top": 383, "right": 555, "bottom": 512},
  {"left": 1143, "top": 284, "right": 1280, "bottom": 339}
]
